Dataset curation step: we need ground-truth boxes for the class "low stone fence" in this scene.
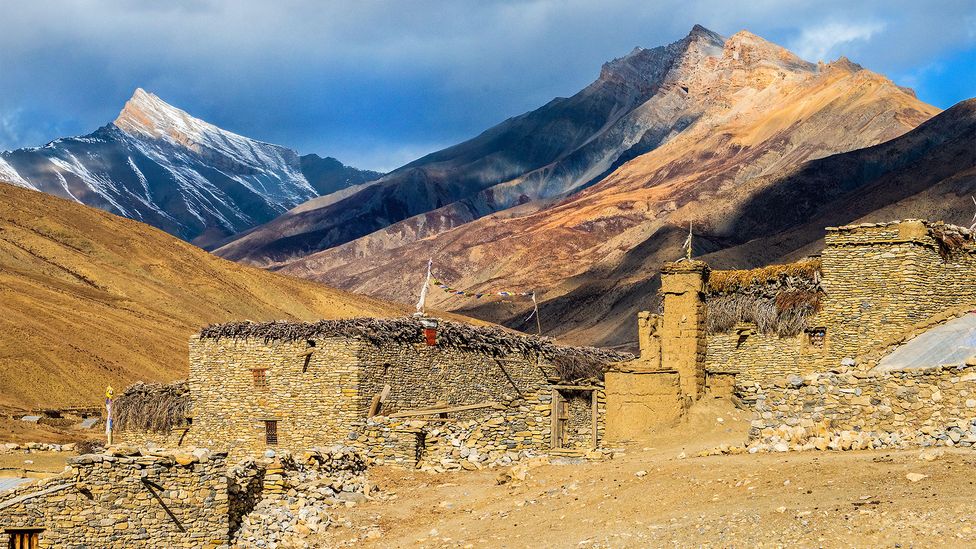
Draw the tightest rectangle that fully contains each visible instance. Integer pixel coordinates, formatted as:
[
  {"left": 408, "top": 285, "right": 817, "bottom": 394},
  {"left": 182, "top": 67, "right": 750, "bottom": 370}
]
[
  {"left": 0, "top": 448, "right": 228, "bottom": 548},
  {"left": 744, "top": 364, "right": 976, "bottom": 451},
  {"left": 1, "top": 442, "right": 78, "bottom": 453}
]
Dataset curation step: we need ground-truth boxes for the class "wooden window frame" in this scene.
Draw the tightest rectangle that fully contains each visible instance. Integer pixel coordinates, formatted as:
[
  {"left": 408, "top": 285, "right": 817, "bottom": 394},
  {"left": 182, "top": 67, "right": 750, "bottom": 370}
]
[
  {"left": 264, "top": 420, "right": 278, "bottom": 445},
  {"left": 805, "top": 327, "right": 827, "bottom": 349},
  {"left": 251, "top": 368, "right": 269, "bottom": 391}
]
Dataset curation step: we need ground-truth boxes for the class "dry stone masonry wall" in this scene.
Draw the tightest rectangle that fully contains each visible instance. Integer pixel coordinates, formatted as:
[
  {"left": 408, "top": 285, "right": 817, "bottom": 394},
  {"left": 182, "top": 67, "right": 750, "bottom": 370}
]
[
  {"left": 0, "top": 449, "right": 229, "bottom": 548},
  {"left": 745, "top": 363, "right": 976, "bottom": 452},
  {"left": 699, "top": 221, "right": 976, "bottom": 393},
  {"left": 186, "top": 319, "right": 622, "bottom": 463}
]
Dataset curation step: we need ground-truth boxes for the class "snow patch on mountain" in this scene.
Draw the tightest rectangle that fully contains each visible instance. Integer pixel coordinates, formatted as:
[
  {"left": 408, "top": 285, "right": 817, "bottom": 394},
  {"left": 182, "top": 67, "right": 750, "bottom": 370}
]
[{"left": 0, "top": 157, "right": 33, "bottom": 190}]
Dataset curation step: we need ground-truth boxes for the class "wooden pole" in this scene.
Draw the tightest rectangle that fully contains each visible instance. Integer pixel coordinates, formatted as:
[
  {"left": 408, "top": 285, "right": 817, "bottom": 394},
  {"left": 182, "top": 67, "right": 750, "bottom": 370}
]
[{"left": 105, "top": 386, "right": 114, "bottom": 446}]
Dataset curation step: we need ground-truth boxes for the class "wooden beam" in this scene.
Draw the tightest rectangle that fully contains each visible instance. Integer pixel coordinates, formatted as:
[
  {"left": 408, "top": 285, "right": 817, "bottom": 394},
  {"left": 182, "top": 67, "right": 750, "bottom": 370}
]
[
  {"left": 550, "top": 388, "right": 559, "bottom": 450},
  {"left": 388, "top": 401, "right": 500, "bottom": 418},
  {"left": 591, "top": 390, "right": 599, "bottom": 449},
  {"left": 367, "top": 384, "right": 392, "bottom": 418},
  {"left": 296, "top": 348, "right": 316, "bottom": 358},
  {"left": 551, "top": 385, "right": 600, "bottom": 391}
]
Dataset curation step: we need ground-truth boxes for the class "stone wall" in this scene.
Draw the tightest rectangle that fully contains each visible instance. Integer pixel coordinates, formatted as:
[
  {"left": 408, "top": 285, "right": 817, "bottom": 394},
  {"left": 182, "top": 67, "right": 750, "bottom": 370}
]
[
  {"left": 744, "top": 363, "right": 976, "bottom": 451},
  {"left": 0, "top": 450, "right": 228, "bottom": 548},
  {"left": 189, "top": 331, "right": 607, "bottom": 463},
  {"left": 698, "top": 220, "right": 976, "bottom": 392},
  {"left": 356, "top": 341, "right": 553, "bottom": 419},
  {"left": 705, "top": 330, "right": 805, "bottom": 388},
  {"left": 189, "top": 336, "right": 363, "bottom": 459},
  {"left": 815, "top": 220, "right": 976, "bottom": 367}
]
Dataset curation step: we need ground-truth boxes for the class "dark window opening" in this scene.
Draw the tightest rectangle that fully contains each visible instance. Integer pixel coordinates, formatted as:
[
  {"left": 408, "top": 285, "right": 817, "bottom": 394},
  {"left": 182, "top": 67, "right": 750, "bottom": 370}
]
[
  {"left": 264, "top": 420, "right": 278, "bottom": 445},
  {"left": 7, "top": 529, "right": 41, "bottom": 549},
  {"left": 806, "top": 327, "right": 827, "bottom": 348},
  {"left": 252, "top": 369, "right": 268, "bottom": 390}
]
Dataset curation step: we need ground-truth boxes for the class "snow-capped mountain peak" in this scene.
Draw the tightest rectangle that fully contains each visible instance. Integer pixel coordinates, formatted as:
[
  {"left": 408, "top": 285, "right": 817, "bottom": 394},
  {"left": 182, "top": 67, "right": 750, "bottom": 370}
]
[
  {"left": 0, "top": 89, "right": 381, "bottom": 245},
  {"left": 114, "top": 88, "right": 217, "bottom": 143}
]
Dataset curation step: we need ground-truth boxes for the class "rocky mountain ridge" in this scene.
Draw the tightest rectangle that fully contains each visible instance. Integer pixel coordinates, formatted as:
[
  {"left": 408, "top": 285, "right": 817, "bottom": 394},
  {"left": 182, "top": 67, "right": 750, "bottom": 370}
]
[
  {"left": 253, "top": 26, "right": 946, "bottom": 349},
  {"left": 0, "top": 89, "right": 380, "bottom": 246}
]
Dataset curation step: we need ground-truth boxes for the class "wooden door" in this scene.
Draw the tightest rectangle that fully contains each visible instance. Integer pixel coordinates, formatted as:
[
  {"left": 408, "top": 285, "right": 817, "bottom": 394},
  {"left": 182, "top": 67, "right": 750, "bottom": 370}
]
[
  {"left": 7, "top": 531, "right": 40, "bottom": 549},
  {"left": 551, "top": 391, "right": 570, "bottom": 449}
]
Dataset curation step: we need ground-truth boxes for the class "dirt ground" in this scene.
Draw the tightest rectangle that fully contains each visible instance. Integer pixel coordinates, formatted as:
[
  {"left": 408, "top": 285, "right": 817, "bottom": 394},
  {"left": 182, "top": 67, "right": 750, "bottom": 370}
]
[
  {"left": 0, "top": 414, "right": 102, "bottom": 445},
  {"left": 0, "top": 451, "right": 71, "bottom": 477},
  {"left": 3, "top": 400, "right": 974, "bottom": 547},
  {"left": 324, "top": 400, "right": 976, "bottom": 548}
]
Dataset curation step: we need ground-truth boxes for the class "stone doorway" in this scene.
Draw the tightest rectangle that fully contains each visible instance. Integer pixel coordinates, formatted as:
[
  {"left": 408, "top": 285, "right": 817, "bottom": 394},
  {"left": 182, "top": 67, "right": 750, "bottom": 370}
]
[{"left": 550, "top": 386, "right": 598, "bottom": 450}]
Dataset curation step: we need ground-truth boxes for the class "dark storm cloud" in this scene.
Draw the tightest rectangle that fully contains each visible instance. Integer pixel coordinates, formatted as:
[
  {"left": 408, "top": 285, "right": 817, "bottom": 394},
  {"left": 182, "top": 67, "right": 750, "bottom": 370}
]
[{"left": 0, "top": 0, "right": 973, "bottom": 170}]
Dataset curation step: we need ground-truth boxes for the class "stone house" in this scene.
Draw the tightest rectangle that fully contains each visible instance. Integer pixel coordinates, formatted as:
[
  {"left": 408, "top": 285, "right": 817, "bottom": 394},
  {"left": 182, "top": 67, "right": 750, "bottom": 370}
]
[
  {"left": 605, "top": 219, "right": 976, "bottom": 445},
  {"left": 170, "top": 318, "right": 628, "bottom": 464}
]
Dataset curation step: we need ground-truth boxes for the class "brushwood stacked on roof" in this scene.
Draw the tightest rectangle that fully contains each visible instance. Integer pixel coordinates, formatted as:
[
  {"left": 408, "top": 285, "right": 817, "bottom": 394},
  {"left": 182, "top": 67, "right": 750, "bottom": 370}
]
[
  {"left": 114, "top": 381, "right": 190, "bottom": 433},
  {"left": 705, "top": 258, "right": 823, "bottom": 336},
  {"left": 198, "top": 317, "right": 631, "bottom": 379}
]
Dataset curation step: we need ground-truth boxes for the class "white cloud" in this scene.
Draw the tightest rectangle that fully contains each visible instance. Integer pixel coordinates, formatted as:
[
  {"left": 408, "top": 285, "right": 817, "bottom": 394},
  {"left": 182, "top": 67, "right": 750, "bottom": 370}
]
[{"left": 791, "top": 21, "right": 886, "bottom": 62}]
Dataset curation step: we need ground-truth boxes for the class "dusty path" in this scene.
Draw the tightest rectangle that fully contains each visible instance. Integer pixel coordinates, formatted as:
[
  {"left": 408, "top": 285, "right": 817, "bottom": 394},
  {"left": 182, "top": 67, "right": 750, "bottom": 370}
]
[{"left": 326, "top": 400, "right": 976, "bottom": 547}]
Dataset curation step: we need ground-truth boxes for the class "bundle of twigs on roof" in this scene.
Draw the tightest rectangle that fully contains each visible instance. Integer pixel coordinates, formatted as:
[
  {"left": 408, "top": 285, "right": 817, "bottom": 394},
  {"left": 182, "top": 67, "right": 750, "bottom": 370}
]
[
  {"left": 199, "top": 317, "right": 631, "bottom": 381},
  {"left": 707, "top": 258, "right": 821, "bottom": 294},
  {"left": 928, "top": 221, "right": 975, "bottom": 260},
  {"left": 705, "top": 258, "right": 822, "bottom": 336},
  {"left": 114, "top": 381, "right": 189, "bottom": 433},
  {"left": 551, "top": 353, "right": 610, "bottom": 383}
]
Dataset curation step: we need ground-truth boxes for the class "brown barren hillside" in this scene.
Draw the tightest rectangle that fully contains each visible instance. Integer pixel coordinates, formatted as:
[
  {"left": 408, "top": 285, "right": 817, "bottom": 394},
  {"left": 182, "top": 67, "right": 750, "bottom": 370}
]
[{"left": 0, "top": 182, "right": 409, "bottom": 410}]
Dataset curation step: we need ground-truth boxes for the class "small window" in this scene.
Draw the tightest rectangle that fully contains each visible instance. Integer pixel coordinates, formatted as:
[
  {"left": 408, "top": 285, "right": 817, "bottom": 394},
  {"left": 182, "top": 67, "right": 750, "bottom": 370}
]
[
  {"left": 806, "top": 327, "right": 826, "bottom": 348},
  {"left": 7, "top": 529, "right": 41, "bottom": 549},
  {"left": 264, "top": 420, "right": 278, "bottom": 445},
  {"left": 252, "top": 369, "right": 268, "bottom": 390}
]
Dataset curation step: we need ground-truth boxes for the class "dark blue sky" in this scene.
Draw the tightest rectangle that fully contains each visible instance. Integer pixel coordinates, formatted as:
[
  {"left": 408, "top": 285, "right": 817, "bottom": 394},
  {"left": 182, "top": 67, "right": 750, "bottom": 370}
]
[{"left": 1, "top": 0, "right": 973, "bottom": 171}]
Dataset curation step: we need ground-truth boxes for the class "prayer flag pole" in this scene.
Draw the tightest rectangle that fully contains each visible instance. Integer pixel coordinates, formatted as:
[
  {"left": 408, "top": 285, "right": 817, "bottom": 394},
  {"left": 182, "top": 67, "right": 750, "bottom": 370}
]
[
  {"left": 414, "top": 258, "right": 433, "bottom": 316},
  {"left": 105, "top": 385, "right": 114, "bottom": 446}
]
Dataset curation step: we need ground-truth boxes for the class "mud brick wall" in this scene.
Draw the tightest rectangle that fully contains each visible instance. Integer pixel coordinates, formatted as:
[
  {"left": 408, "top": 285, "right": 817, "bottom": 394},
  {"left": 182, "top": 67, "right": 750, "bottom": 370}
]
[
  {"left": 745, "top": 364, "right": 976, "bottom": 450},
  {"left": 816, "top": 221, "right": 976, "bottom": 365},
  {"left": 660, "top": 261, "right": 709, "bottom": 399},
  {"left": 0, "top": 452, "right": 228, "bottom": 548},
  {"left": 189, "top": 336, "right": 363, "bottom": 459}
]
